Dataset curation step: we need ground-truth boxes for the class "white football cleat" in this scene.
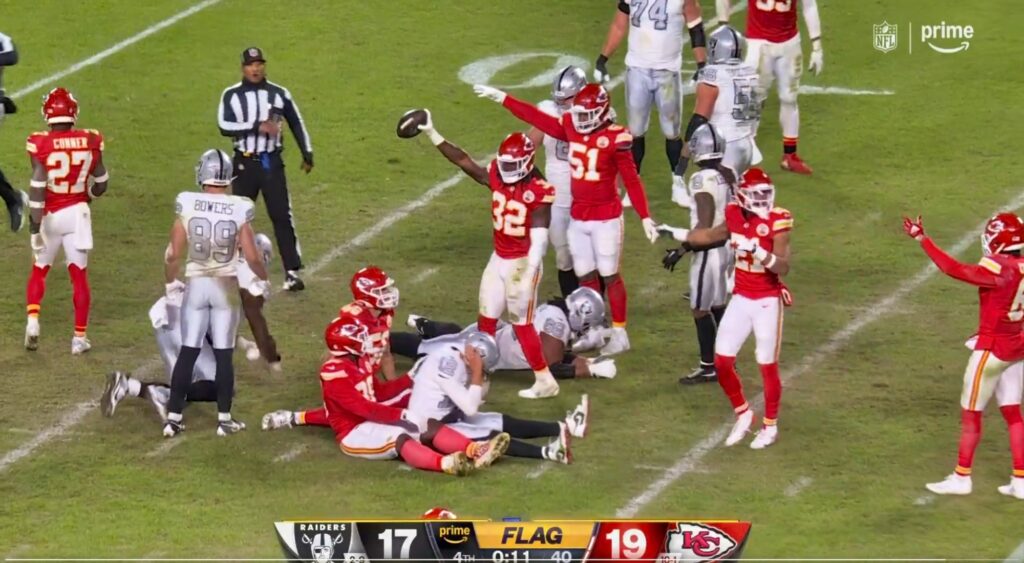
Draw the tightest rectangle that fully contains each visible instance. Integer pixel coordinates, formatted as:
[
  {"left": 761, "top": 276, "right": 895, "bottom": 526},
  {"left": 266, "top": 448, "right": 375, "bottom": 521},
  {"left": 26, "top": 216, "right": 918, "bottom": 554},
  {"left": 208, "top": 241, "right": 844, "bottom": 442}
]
[
  {"left": 470, "top": 432, "right": 510, "bottom": 469},
  {"left": 588, "top": 357, "right": 617, "bottom": 379},
  {"left": 518, "top": 379, "right": 560, "bottom": 399},
  {"left": 216, "top": 418, "right": 247, "bottom": 436},
  {"left": 564, "top": 394, "right": 589, "bottom": 438},
  {"left": 71, "top": 335, "right": 91, "bottom": 355},
  {"left": 162, "top": 420, "right": 184, "bottom": 438},
  {"left": 147, "top": 385, "right": 170, "bottom": 422},
  {"left": 671, "top": 175, "right": 692, "bottom": 208},
  {"left": 749, "top": 425, "right": 778, "bottom": 450},
  {"left": 926, "top": 473, "right": 972, "bottom": 496},
  {"left": 261, "top": 410, "right": 294, "bottom": 431},
  {"left": 100, "top": 371, "right": 130, "bottom": 417},
  {"left": 997, "top": 477, "right": 1024, "bottom": 500},
  {"left": 544, "top": 424, "right": 572, "bottom": 464},
  {"left": 725, "top": 410, "right": 754, "bottom": 447},
  {"left": 600, "top": 327, "right": 631, "bottom": 356},
  {"left": 25, "top": 316, "right": 40, "bottom": 351}
]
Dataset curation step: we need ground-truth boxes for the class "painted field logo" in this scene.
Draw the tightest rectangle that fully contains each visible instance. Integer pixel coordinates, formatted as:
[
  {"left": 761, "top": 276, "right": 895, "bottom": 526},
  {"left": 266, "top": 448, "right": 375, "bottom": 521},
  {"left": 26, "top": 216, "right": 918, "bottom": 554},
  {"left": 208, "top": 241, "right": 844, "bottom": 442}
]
[
  {"left": 873, "top": 21, "right": 898, "bottom": 53},
  {"left": 922, "top": 21, "right": 973, "bottom": 53},
  {"left": 663, "top": 522, "right": 737, "bottom": 562}
]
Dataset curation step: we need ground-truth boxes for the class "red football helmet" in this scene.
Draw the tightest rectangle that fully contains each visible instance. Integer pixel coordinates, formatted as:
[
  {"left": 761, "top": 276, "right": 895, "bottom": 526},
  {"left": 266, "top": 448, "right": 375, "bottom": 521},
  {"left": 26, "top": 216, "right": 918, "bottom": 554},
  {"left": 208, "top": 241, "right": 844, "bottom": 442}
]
[
  {"left": 324, "top": 314, "right": 376, "bottom": 357},
  {"left": 982, "top": 213, "right": 1024, "bottom": 256},
  {"left": 42, "top": 87, "right": 79, "bottom": 125},
  {"left": 569, "top": 83, "right": 611, "bottom": 134},
  {"left": 496, "top": 132, "right": 536, "bottom": 184},
  {"left": 737, "top": 167, "right": 775, "bottom": 219},
  {"left": 421, "top": 507, "right": 458, "bottom": 520},
  {"left": 350, "top": 266, "right": 399, "bottom": 309}
]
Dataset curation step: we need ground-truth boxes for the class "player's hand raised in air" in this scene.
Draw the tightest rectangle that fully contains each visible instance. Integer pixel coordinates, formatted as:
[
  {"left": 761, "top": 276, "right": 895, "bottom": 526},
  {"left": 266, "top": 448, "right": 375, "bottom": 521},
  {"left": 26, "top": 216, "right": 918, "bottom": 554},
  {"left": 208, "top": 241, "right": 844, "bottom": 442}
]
[
  {"left": 473, "top": 85, "right": 507, "bottom": 104},
  {"left": 903, "top": 215, "right": 925, "bottom": 241}
]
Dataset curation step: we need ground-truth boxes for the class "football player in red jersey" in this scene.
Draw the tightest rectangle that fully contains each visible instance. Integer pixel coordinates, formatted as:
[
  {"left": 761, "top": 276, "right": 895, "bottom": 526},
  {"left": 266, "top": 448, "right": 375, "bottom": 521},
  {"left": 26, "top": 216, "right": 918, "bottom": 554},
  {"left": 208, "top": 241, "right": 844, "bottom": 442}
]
[
  {"left": 24, "top": 87, "right": 109, "bottom": 355},
  {"left": 717, "top": 0, "right": 823, "bottom": 174},
  {"left": 660, "top": 167, "right": 791, "bottom": 449},
  {"left": 339, "top": 266, "right": 401, "bottom": 380},
  {"left": 903, "top": 214, "right": 1024, "bottom": 500},
  {"left": 473, "top": 82, "right": 659, "bottom": 357},
  {"left": 259, "top": 314, "right": 510, "bottom": 476},
  {"left": 412, "top": 112, "right": 561, "bottom": 399}
]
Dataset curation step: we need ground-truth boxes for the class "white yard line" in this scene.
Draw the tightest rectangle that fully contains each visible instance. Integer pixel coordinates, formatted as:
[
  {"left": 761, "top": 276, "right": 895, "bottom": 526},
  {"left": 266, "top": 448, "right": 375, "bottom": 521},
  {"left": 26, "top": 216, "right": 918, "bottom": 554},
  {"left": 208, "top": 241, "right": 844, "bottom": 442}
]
[
  {"left": 527, "top": 464, "right": 553, "bottom": 479},
  {"left": 800, "top": 85, "right": 894, "bottom": 96},
  {"left": 616, "top": 189, "right": 1024, "bottom": 518},
  {"left": 913, "top": 494, "right": 935, "bottom": 506},
  {"left": 784, "top": 476, "right": 813, "bottom": 497},
  {"left": 145, "top": 438, "right": 183, "bottom": 458},
  {"left": 1004, "top": 540, "right": 1024, "bottom": 562},
  {"left": 411, "top": 267, "right": 440, "bottom": 285},
  {"left": 9, "top": 0, "right": 223, "bottom": 101},
  {"left": 0, "top": 401, "right": 97, "bottom": 472},
  {"left": 273, "top": 444, "right": 308, "bottom": 463}
]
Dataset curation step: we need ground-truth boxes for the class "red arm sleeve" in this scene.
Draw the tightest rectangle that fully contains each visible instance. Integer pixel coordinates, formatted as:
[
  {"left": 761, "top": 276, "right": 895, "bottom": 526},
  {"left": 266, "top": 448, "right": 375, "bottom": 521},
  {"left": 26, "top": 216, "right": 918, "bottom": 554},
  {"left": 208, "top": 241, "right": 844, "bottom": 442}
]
[
  {"left": 373, "top": 374, "right": 413, "bottom": 401},
  {"left": 613, "top": 147, "right": 651, "bottom": 219},
  {"left": 502, "top": 95, "right": 568, "bottom": 140},
  {"left": 921, "top": 237, "right": 1001, "bottom": 288},
  {"left": 325, "top": 379, "right": 405, "bottom": 424}
]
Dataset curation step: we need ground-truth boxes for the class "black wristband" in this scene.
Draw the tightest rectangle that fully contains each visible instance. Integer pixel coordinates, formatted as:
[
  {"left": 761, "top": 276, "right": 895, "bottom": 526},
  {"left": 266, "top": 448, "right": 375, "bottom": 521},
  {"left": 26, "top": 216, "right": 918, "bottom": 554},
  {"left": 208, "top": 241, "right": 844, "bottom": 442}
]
[
  {"left": 688, "top": 21, "right": 707, "bottom": 48},
  {"left": 684, "top": 113, "right": 709, "bottom": 141},
  {"left": 596, "top": 54, "right": 608, "bottom": 67},
  {"left": 617, "top": 0, "right": 630, "bottom": 14},
  {"left": 550, "top": 362, "right": 577, "bottom": 380}
]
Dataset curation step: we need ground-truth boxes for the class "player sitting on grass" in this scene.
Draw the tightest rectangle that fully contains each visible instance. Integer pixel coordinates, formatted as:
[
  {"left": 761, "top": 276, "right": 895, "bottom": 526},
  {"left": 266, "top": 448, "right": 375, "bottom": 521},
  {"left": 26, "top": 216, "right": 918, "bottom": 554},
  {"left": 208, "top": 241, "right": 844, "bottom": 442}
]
[{"left": 260, "top": 313, "right": 509, "bottom": 476}]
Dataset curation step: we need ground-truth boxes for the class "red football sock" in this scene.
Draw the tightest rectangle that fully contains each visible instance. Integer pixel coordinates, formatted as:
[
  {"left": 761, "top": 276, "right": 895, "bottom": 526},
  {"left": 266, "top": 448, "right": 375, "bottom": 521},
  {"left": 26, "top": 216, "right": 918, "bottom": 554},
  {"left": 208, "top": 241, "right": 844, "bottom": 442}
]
[
  {"left": 431, "top": 425, "right": 472, "bottom": 454},
  {"left": 606, "top": 276, "right": 627, "bottom": 326},
  {"left": 513, "top": 324, "right": 548, "bottom": 372},
  {"left": 26, "top": 264, "right": 51, "bottom": 316},
  {"left": 956, "top": 409, "right": 983, "bottom": 476},
  {"left": 714, "top": 354, "right": 748, "bottom": 413},
  {"left": 1000, "top": 405, "right": 1024, "bottom": 477},
  {"left": 398, "top": 439, "right": 443, "bottom": 472},
  {"left": 760, "top": 362, "right": 781, "bottom": 426},
  {"left": 477, "top": 316, "right": 498, "bottom": 336},
  {"left": 580, "top": 277, "right": 601, "bottom": 294},
  {"left": 68, "top": 265, "right": 90, "bottom": 336},
  {"left": 297, "top": 408, "right": 329, "bottom": 427}
]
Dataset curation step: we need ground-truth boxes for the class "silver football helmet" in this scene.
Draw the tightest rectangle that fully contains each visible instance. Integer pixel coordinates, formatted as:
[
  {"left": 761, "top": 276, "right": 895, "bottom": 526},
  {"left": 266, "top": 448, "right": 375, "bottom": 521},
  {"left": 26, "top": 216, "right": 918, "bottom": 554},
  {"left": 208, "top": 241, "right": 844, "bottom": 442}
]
[
  {"left": 254, "top": 232, "right": 274, "bottom": 265},
  {"left": 689, "top": 122, "right": 726, "bottom": 163},
  {"left": 195, "top": 148, "right": 234, "bottom": 188},
  {"left": 552, "top": 65, "right": 587, "bottom": 107},
  {"left": 464, "top": 331, "right": 500, "bottom": 373},
  {"left": 708, "top": 25, "right": 746, "bottom": 65},
  {"left": 566, "top": 287, "right": 606, "bottom": 333}
]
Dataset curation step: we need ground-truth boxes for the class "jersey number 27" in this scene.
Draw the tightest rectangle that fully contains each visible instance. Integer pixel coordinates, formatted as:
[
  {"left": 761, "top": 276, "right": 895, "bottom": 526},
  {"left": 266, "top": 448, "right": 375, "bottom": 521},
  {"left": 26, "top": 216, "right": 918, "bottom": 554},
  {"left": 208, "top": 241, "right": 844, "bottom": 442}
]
[{"left": 46, "top": 150, "right": 93, "bottom": 194}]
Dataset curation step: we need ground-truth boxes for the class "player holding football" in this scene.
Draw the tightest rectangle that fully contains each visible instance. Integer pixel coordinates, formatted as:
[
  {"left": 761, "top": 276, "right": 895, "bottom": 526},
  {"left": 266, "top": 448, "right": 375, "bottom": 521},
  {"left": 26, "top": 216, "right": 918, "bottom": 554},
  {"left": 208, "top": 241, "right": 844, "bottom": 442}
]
[
  {"left": 339, "top": 266, "right": 400, "bottom": 380},
  {"left": 660, "top": 167, "right": 791, "bottom": 448},
  {"left": 25, "top": 88, "right": 109, "bottom": 354},
  {"left": 413, "top": 112, "right": 561, "bottom": 399},
  {"left": 473, "top": 82, "right": 660, "bottom": 357},
  {"left": 526, "top": 66, "right": 587, "bottom": 297},
  {"left": 903, "top": 214, "right": 1024, "bottom": 499},
  {"left": 593, "top": 0, "right": 708, "bottom": 204},
  {"left": 260, "top": 314, "right": 509, "bottom": 476},
  {"left": 716, "top": 0, "right": 823, "bottom": 174}
]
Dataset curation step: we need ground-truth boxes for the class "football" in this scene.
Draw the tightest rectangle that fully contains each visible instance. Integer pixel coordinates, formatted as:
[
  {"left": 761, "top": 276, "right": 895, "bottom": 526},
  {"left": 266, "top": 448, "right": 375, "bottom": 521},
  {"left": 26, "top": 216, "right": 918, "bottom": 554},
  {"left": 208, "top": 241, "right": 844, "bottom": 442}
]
[{"left": 396, "top": 108, "right": 428, "bottom": 138}]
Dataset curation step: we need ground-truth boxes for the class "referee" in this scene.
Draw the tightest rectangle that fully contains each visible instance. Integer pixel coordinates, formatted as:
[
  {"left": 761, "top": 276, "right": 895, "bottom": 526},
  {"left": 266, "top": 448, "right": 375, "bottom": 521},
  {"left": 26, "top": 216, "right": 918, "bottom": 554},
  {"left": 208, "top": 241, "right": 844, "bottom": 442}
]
[
  {"left": 0, "top": 30, "right": 26, "bottom": 232},
  {"left": 218, "top": 47, "right": 313, "bottom": 291}
]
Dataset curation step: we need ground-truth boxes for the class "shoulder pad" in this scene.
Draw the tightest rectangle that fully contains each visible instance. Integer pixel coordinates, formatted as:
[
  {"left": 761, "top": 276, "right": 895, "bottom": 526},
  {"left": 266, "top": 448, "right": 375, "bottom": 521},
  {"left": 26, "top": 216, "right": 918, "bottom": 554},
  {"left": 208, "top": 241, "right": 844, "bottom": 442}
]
[
  {"left": 608, "top": 124, "right": 625, "bottom": 133},
  {"left": 771, "top": 206, "right": 792, "bottom": 218},
  {"left": 319, "top": 359, "right": 353, "bottom": 379},
  {"left": 979, "top": 256, "right": 1003, "bottom": 275}
]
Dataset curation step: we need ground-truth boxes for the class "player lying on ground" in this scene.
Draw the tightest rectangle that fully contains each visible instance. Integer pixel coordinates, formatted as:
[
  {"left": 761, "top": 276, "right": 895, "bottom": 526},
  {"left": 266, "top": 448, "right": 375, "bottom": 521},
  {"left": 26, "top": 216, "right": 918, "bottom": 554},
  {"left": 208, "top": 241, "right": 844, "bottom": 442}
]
[
  {"left": 659, "top": 167, "right": 792, "bottom": 449},
  {"left": 903, "top": 214, "right": 1024, "bottom": 500},
  {"left": 390, "top": 287, "right": 616, "bottom": 379},
  {"left": 260, "top": 314, "right": 509, "bottom": 476},
  {"left": 412, "top": 111, "right": 560, "bottom": 400},
  {"left": 473, "top": 81, "right": 659, "bottom": 359},
  {"left": 337, "top": 266, "right": 401, "bottom": 380}
]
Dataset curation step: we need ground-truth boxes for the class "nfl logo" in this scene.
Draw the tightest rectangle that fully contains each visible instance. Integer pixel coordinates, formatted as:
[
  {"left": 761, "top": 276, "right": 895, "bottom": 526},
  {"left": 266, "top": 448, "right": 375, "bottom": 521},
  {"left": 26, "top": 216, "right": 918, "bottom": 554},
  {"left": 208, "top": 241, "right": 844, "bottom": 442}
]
[{"left": 873, "top": 21, "right": 898, "bottom": 53}]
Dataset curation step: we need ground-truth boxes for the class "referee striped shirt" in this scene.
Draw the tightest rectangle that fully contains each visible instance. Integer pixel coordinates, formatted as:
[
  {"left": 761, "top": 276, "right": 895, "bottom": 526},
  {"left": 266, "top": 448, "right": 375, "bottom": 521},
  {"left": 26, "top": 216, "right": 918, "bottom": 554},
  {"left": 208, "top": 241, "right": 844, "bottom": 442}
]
[
  {"left": 0, "top": 31, "right": 18, "bottom": 93},
  {"left": 217, "top": 79, "right": 313, "bottom": 162}
]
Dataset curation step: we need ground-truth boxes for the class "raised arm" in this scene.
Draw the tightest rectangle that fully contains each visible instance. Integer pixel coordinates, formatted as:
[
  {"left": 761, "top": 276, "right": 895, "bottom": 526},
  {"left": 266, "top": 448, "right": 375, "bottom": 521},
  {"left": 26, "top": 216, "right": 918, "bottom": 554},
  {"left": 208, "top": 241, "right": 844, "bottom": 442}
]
[
  {"left": 594, "top": 3, "right": 630, "bottom": 82},
  {"left": 904, "top": 215, "right": 1000, "bottom": 288},
  {"left": 416, "top": 110, "right": 489, "bottom": 186}
]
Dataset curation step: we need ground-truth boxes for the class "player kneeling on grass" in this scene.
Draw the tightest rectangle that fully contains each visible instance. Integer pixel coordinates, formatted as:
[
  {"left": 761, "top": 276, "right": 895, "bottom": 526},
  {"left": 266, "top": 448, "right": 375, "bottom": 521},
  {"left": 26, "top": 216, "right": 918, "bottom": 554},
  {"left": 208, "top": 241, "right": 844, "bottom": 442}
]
[
  {"left": 404, "top": 331, "right": 588, "bottom": 465},
  {"left": 261, "top": 314, "right": 509, "bottom": 476},
  {"left": 903, "top": 214, "right": 1024, "bottom": 499},
  {"left": 392, "top": 287, "right": 616, "bottom": 380}
]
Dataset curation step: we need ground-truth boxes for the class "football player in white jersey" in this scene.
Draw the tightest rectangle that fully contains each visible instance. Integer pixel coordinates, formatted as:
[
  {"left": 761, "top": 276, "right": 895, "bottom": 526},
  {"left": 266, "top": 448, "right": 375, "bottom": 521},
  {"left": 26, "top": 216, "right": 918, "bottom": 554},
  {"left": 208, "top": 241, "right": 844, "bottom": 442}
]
[
  {"left": 594, "top": 0, "right": 708, "bottom": 205},
  {"left": 392, "top": 288, "right": 617, "bottom": 380},
  {"left": 161, "top": 149, "right": 269, "bottom": 438},
  {"left": 527, "top": 66, "right": 586, "bottom": 297},
  {"left": 677, "top": 26, "right": 761, "bottom": 188},
  {"left": 662, "top": 123, "right": 735, "bottom": 384}
]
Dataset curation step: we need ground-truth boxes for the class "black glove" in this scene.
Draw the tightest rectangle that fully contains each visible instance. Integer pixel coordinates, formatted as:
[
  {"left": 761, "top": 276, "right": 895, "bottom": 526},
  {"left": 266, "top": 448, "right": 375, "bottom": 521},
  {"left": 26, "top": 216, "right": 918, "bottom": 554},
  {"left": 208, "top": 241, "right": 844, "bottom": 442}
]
[
  {"left": 594, "top": 55, "right": 610, "bottom": 83},
  {"left": 691, "top": 61, "right": 706, "bottom": 83},
  {"left": 1, "top": 96, "right": 16, "bottom": 114},
  {"left": 663, "top": 247, "right": 687, "bottom": 272}
]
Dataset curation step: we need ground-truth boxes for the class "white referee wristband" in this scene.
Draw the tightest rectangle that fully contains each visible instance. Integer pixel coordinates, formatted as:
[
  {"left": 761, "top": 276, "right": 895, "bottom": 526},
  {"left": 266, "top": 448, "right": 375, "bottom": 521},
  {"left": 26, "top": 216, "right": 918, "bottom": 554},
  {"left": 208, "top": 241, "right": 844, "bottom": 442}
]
[
  {"left": 29, "top": 180, "right": 46, "bottom": 189},
  {"left": 426, "top": 129, "right": 445, "bottom": 146}
]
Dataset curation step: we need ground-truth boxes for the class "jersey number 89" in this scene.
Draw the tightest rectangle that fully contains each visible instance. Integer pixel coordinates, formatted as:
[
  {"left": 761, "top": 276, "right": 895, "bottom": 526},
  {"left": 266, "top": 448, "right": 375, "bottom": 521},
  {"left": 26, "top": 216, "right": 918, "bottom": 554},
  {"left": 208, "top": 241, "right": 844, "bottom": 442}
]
[{"left": 188, "top": 217, "right": 238, "bottom": 263}]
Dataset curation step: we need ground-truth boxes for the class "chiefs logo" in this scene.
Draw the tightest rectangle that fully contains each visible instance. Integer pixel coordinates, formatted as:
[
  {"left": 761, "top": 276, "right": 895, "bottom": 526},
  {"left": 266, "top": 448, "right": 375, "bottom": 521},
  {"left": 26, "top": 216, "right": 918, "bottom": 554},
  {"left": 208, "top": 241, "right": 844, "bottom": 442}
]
[
  {"left": 756, "top": 224, "right": 770, "bottom": 237},
  {"left": 663, "top": 523, "right": 737, "bottom": 562},
  {"left": 523, "top": 190, "right": 535, "bottom": 204},
  {"left": 597, "top": 137, "right": 610, "bottom": 149}
]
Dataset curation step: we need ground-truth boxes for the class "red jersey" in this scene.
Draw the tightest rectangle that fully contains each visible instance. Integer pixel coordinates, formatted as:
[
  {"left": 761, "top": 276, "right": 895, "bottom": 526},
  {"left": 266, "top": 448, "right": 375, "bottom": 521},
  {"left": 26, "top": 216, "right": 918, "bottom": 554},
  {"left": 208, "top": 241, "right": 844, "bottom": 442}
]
[
  {"left": 319, "top": 355, "right": 413, "bottom": 441},
  {"left": 338, "top": 300, "right": 394, "bottom": 372},
  {"left": 26, "top": 128, "right": 104, "bottom": 214},
  {"left": 487, "top": 163, "right": 555, "bottom": 259},
  {"left": 746, "top": 0, "right": 799, "bottom": 43},
  {"left": 921, "top": 239, "right": 1024, "bottom": 361},
  {"left": 725, "top": 202, "right": 793, "bottom": 299},
  {"left": 501, "top": 95, "right": 651, "bottom": 222}
]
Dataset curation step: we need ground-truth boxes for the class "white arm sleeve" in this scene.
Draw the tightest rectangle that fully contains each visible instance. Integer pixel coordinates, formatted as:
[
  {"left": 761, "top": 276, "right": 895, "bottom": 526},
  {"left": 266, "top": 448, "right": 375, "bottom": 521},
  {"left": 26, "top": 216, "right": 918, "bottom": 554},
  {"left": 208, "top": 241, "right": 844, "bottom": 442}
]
[
  {"left": 437, "top": 377, "right": 484, "bottom": 417},
  {"left": 801, "top": 0, "right": 822, "bottom": 41},
  {"left": 527, "top": 227, "right": 549, "bottom": 269}
]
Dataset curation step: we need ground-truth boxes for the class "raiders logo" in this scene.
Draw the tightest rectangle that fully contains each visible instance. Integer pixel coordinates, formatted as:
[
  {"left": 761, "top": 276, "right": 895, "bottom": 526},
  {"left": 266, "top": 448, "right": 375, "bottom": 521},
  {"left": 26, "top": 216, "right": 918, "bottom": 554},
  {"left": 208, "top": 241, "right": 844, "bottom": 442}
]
[
  {"left": 597, "top": 137, "right": 610, "bottom": 149},
  {"left": 523, "top": 190, "right": 535, "bottom": 204},
  {"left": 756, "top": 224, "right": 770, "bottom": 237}
]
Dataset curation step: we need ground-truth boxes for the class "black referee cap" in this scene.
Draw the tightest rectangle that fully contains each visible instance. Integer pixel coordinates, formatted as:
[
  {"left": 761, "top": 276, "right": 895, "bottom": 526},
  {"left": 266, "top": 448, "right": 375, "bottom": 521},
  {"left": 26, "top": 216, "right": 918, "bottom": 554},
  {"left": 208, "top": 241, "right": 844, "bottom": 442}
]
[{"left": 241, "top": 47, "right": 266, "bottom": 65}]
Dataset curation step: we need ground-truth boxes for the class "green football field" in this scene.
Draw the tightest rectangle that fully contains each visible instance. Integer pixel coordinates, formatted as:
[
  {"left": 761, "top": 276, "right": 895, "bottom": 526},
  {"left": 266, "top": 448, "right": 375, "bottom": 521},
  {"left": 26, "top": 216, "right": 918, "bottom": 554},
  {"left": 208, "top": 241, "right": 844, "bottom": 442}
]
[{"left": 1, "top": 0, "right": 1022, "bottom": 559}]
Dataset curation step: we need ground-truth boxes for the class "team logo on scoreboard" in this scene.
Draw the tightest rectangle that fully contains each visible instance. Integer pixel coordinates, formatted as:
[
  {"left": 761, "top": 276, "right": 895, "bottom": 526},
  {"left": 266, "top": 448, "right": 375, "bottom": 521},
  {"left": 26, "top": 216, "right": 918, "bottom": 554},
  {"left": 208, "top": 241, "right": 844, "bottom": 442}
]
[
  {"left": 662, "top": 522, "right": 738, "bottom": 562},
  {"left": 438, "top": 523, "right": 473, "bottom": 545},
  {"left": 304, "top": 533, "right": 345, "bottom": 563},
  {"left": 275, "top": 522, "right": 356, "bottom": 563}
]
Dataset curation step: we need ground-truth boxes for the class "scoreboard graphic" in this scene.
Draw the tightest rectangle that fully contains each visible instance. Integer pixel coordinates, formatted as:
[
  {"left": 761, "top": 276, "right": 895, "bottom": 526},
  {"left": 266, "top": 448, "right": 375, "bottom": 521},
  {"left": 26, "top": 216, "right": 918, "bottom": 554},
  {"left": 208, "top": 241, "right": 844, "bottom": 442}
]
[{"left": 274, "top": 520, "right": 752, "bottom": 563}]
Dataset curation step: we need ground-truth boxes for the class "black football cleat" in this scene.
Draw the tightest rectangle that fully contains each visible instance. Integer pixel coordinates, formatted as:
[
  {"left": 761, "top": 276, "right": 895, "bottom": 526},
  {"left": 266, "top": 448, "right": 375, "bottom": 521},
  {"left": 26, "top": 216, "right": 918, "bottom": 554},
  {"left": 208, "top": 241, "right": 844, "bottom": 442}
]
[{"left": 679, "top": 364, "right": 718, "bottom": 385}]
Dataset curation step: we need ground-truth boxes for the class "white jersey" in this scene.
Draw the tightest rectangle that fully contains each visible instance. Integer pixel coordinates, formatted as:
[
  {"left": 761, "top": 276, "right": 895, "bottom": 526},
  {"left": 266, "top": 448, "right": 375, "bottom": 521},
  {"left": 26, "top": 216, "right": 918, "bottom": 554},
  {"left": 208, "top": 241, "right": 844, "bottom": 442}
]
[
  {"left": 625, "top": 0, "right": 685, "bottom": 71},
  {"left": 537, "top": 100, "right": 572, "bottom": 208},
  {"left": 687, "top": 168, "right": 733, "bottom": 228},
  {"left": 407, "top": 346, "right": 483, "bottom": 421},
  {"left": 494, "top": 304, "right": 571, "bottom": 371},
  {"left": 697, "top": 63, "right": 761, "bottom": 142},
  {"left": 175, "top": 192, "right": 254, "bottom": 278}
]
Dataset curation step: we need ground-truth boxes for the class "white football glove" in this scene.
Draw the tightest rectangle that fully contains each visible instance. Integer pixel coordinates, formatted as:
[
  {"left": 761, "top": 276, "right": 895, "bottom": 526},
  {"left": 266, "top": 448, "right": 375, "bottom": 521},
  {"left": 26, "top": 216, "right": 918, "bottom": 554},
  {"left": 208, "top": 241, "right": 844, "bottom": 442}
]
[
  {"left": 473, "top": 84, "right": 507, "bottom": 104},
  {"left": 587, "top": 357, "right": 617, "bottom": 379},
  {"left": 165, "top": 279, "right": 186, "bottom": 307},
  {"left": 657, "top": 224, "right": 690, "bottom": 243},
  {"left": 401, "top": 409, "right": 429, "bottom": 433},
  {"left": 642, "top": 218, "right": 659, "bottom": 244},
  {"left": 417, "top": 109, "right": 446, "bottom": 146},
  {"left": 572, "top": 327, "right": 609, "bottom": 353},
  {"left": 808, "top": 45, "right": 824, "bottom": 76},
  {"left": 30, "top": 233, "right": 45, "bottom": 252},
  {"left": 732, "top": 234, "right": 769, "bottom": 260},
  {"left": 248, "top": 279, "right": 272, "bottom": 299}
]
